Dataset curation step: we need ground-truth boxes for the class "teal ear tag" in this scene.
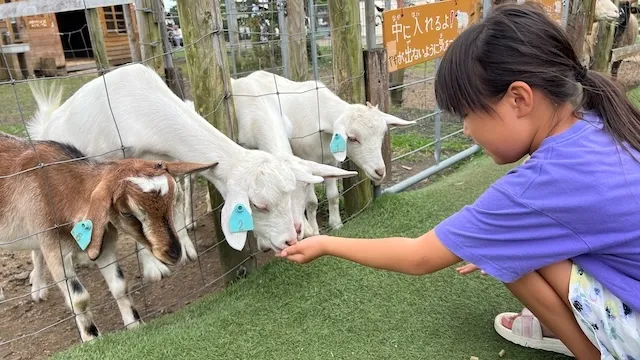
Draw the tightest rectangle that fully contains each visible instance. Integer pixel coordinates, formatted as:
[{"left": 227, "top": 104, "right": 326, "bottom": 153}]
[
  {"left": 71, "top": 220, "right": 93, "bottom": 251},
  {"left": 329, "top": 133, "right": 346, "bottom": 154},
  {"left": 229, "top": 204, "right": 254, "bottom": 233}
]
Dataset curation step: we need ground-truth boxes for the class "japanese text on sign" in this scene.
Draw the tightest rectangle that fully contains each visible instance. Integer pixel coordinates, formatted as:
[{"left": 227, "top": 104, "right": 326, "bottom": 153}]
[
  {"left": 382, "top": 0, "right": 478, "bottom": 72},
  {"left": 26, "top": 15, "right": 51, "bottom": 29}
]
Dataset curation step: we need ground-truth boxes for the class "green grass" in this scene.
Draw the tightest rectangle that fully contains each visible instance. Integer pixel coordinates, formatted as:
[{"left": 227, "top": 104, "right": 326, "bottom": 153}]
[
  {"left": 627, "top": 85, "right": 640, "bottom": 108},
  {"left": 53, "top": 155, "right": 569, "bottom": 360},
  {"left": 0, "top": 74, "right": 96, "bottom": 124}
]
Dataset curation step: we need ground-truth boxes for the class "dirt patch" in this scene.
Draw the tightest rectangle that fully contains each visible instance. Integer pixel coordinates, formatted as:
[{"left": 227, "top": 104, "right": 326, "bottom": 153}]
[{"left": 0, "top": 182, "right": 273, "bottom": 360}]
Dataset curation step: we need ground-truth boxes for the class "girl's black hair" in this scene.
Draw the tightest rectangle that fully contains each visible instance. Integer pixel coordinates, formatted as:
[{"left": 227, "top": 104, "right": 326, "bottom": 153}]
[{"left": 434, "top": 2, "right": 640, "bottom": 153}]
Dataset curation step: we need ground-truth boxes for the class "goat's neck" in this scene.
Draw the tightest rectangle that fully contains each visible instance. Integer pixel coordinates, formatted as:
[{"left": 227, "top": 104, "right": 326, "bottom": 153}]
[
  {"left": 146, "top": 107, "right": 249, "bottom": 184},
  {"left": 318, "top": 92, "right": 351, "bottom": 134}
]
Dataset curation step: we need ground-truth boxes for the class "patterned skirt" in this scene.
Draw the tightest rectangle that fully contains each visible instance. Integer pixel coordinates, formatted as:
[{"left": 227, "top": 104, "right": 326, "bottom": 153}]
[{"left": 568, "top": 263, "right": 640, "bottom": 359}]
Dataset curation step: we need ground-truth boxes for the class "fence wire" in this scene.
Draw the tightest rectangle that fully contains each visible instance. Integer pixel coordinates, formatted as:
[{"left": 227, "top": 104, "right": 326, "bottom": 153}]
[
  {"left": 0, "top": 1, "right": 377, "bottom": 359},
  {"left": 5, "top": 0, "right": 637, "bottom": 357}
]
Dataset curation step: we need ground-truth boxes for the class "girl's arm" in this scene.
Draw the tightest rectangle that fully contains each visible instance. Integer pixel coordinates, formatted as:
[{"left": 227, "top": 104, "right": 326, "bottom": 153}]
[{"left": 277, "top": 230, "right": 462, "bottom": 275}]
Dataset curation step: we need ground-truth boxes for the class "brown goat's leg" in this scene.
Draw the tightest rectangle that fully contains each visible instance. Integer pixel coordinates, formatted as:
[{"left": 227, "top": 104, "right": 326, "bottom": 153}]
[
  {"left": 41, "top": 240, "right": 100, "bottom": 342},
  {"left": 94, "top": 229, "right": 143, "bottom": 330}
]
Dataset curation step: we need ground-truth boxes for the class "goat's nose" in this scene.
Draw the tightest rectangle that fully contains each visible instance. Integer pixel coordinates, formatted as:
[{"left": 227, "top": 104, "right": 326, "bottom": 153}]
[
  {"left": 375, "top": 167, "right": 385, "bottom": 178},
  {"left": 294, "top": 223, "right": 302, "bottom": 236},
  {"left": 286, "top": 238, "right": 298, "bottom": 246}
]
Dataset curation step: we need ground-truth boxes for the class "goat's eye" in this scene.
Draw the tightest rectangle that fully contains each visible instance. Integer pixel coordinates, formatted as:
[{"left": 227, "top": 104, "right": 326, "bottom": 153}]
[
  {"left": 250, "top": 202, "right": 269, "bottom": 212},
  {"left": 121, "top": 212, "right": 135, "bottom": 218},
  {"left": 348, "top": 136, "right": 359, "bottom": 143}
]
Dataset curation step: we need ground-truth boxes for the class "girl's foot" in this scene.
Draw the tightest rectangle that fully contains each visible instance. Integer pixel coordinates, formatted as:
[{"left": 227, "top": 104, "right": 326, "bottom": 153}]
[{"left": 494, "top": 308, "right": 574, "bottom": 357}]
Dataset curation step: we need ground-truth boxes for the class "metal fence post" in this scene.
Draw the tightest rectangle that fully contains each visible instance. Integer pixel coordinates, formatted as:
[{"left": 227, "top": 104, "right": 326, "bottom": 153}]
[
  {"left": 278, "top": 0, "right": 290, "bottom": 78},
  {"left": 365, "top": 0, "right": 377, "bottom": 49},
  {"left": 483, "top": 0, "right": 492, "bottom": 18},
  {"left": 308, "top": 0, "right": 319, "bottom": 80},
  {"left": 225, "top": 0, "right": 239, "bottom": 75}
]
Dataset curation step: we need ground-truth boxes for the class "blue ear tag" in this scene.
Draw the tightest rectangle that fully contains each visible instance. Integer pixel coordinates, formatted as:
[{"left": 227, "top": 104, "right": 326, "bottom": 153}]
[
  {"left": 229, "top": 204, "right": 254, "bottom": 233},
  {"left": 71, "top": 220, "right": 93, "bottom": 251},
  {"left": 329, "top": 133, "right": 346, "bottom": 154}
]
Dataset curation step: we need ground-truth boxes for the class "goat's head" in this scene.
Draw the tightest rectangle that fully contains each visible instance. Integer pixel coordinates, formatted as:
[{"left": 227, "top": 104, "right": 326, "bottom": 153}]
[
  {"left": 214, "top": 151, "right": 355, "bottom": 252},
  {"left": 282, "top": 156, "right": 358, "bottom": 240},
  {"left": 330, "top": 102, "right": 415, "bottom": 183},
  {"left": 594, "top": 0, "right": 619, "bottom": 21},
  {"left": 80, "top": 159, "right": 217, "bottom": 263}
]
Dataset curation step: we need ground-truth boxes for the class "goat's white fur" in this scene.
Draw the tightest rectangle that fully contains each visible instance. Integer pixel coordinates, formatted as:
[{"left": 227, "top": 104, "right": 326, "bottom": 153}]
[
  {"left": 25, "top": 63, "right": 333, "bottom": 286},
  {"left": 127, "top": 175, "right": 170, "bottom": 196},
  {"left": 231, "top": 76, "right": 359, "bottom": 239},
  {"left": 229, "top": 70, "right": 415, "bottom": 232}
]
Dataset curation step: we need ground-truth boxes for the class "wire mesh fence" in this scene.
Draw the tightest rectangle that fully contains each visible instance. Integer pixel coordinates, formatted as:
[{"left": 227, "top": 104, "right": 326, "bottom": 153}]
[
  {"left": 2, "top": 0, "right": 640, "bottom": 358},
  {"left": 0, "top": 1, "right": 381, "bottom": 359}
]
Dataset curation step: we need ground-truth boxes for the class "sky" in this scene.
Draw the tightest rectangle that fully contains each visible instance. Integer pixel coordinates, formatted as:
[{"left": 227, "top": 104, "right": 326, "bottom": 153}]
[{"left": 164, "top": 0, "right": 176, "bottom": 10}]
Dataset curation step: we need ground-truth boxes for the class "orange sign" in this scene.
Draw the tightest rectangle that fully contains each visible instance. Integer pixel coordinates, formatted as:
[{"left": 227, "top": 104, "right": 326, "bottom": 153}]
[
  {"left": 382, "top": 0, "right": 478, "bottom": 72},
  {"left": 532, "top": 0, "right": 563, "bottom": 24}
]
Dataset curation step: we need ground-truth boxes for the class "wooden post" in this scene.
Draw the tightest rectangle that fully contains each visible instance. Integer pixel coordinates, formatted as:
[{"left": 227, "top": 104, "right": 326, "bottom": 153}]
[
  {"left": 85, "top": 8, "right": 109, "bottom": 70},
  {"left": 592, "top": 0, "right": 620, "bottom": 73},
  {"left": 286, "top": 0, "right": 308, "bottom": 81},
  {"left": 177, "top": 0, "right": 257, "bottom": 285},
  {"left": 364, "top": 48, "right": 391, "bottom": 197},
  {"left": 135, "top": 0, "right": 164, "bottom": 74},
  {"left": 566, "top": 0, "right": 596, "bottom": 63},
  {"left": 123, "top": 4, "right": 142, "bottom": 63},
  {"left": 328, "top": 0, "right": 374, "bottom": 216}
]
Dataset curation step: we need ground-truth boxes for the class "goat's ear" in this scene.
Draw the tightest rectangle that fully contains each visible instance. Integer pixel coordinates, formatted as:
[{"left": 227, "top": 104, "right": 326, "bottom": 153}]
[
  {"left": 382, "top": 113, "right": 416, "bottom": 127},
  {"left": 164, "top": 161, "right": 218, "bottom": 177},
  {"left": 329, "top": 116, "right": 348, "bottom": 162},
  {"left": 77, "top": 181, "right": 115, "bottom": 261},
  {"left": 220, "top": 189, "right": 252, "bottom": 251},
  {"left": 297, "top": 158, "right": 358, "bottom": 180},
  {"left": 290, "top": 165, "right": 325, "bottom": 184}
]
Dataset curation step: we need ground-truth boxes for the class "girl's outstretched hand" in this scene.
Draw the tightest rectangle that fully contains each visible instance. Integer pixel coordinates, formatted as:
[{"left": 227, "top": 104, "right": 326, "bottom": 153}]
[
  {"left": 276, "top": 235, "right": 328, "bottom": 264},
  {"left": 456, "top": 262, "right": 487, "bottom": 275}
]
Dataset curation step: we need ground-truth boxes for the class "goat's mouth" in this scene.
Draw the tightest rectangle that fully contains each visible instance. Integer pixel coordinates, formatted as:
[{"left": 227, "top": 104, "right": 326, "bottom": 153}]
[{"left": 152, "top": 245, "right": 181, "bottom": 265}]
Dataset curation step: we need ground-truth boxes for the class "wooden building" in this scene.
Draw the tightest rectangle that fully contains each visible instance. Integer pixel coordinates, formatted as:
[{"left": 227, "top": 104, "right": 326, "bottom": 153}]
[{"left": 0, "top": 0, "right": 140, "bottom": 80}]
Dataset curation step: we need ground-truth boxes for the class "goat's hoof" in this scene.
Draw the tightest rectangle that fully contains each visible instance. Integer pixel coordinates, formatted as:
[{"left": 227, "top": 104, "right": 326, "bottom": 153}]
[
  {"left": 186, "top": 221, "right": 197, "bottom": 231},
  {"left": 183, "top": 242, "right": 198, "bottom": 263},
  {"left": 142, "top": 263, "right": 171, "bottom": 283},
  {"left": 125, "top": 320, "right": 142, "bottom": 330},
  {"left": 329, "top": 222, "right": 343, "bottom": 231},
  {"left": 0, "top": 287, "right": 5, "bottom": 301},
  {"left": 31, "top": 287, "right": 48, "bottom": 303}
]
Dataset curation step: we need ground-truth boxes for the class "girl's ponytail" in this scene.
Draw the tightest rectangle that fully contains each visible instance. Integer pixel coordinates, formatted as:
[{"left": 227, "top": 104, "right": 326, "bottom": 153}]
[{"left": 581, "top": 68, "right": 640, "bottom": 153}]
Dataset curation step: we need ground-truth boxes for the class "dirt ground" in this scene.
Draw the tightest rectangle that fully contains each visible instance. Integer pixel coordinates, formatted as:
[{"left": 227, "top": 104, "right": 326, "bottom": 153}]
[
  {"left": 2, "top": 57, "right": 640, "bottom": 359},
  {"left": 0, "top": 183, "right": 273, "bottom": 360}
]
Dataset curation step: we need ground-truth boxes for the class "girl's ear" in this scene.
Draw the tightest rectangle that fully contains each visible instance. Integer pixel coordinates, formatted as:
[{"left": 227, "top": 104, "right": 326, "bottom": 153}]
[{"left": 506, "top": 81, "right": 534, "bottom": 118}]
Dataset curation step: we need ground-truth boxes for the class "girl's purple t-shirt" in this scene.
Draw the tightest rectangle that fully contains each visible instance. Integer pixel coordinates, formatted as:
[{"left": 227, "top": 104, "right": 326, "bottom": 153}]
[{"left": 434, "top": 111, "right": 640, "bottom": 312}]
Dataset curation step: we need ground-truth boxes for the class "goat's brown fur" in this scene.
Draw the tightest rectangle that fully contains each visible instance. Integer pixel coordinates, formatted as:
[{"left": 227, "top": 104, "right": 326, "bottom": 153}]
[{"left": 0, "top": 132, "right": 216, "bottom": 341}]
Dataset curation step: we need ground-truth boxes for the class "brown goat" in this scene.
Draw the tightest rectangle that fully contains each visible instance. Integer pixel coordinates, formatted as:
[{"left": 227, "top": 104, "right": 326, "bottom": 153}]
[{"left": 0, "top": 132, "right": 215, "bottom": 342}]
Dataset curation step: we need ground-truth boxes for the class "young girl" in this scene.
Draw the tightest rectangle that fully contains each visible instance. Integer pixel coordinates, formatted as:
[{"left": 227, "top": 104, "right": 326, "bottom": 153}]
[{"left": 276, "top": 3, "right": 640, "bottom": 359}]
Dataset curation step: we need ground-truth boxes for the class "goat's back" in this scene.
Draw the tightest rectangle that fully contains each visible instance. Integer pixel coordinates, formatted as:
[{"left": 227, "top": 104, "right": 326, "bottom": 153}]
[
  {"left": 0, "top": 134, "right": 94, "bottom": 250},
  {"left": 27, "top": 64, "right": 201, "bottom": 161}
]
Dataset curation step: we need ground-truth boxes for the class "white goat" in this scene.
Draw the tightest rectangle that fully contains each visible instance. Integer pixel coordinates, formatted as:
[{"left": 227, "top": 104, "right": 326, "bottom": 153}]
[
  {"left": 231, "top": 76, "right": 359, "bottom": 239},
  {"left": 238, "top": 70, "right": 415, "bottom": 233},
  {"left": 0, "top": 132, "right": 214, "bottom": 342},
  {"left": 24, "top": 63, "right": 334, "bottom": 286}
]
